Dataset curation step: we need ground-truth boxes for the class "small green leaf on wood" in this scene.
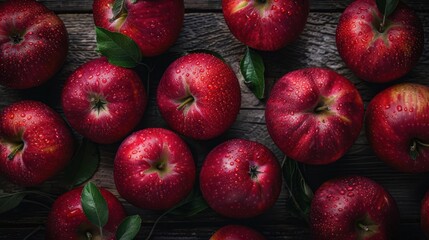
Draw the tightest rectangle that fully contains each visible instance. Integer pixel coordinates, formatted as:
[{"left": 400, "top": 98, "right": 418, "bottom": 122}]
[
  {"left": 96, "top": 27, "right": 142, "bottom": 68},
  {"left": 116, "top": 215, "right": 142, "bottom": 240},
  {"left": 81, "top": 182, "right": 109, "bottom": 228},
  {"left": 169, "top": 188, "right": 208, "bottom": 217},
  {"left": 376, "top": 0, "right": 400, "bottom": 17},
  {"left": 0, "top": 192, "right": 26, "bottom": 214},
  {"left": 65, "top": 138, "right": 100, "bottom": 187},
  {"left": 282, "top": 156, "right": 313, "bottom": 222},
  {"left": 240, "top": 47, "right": 265, "bottom": 99}
]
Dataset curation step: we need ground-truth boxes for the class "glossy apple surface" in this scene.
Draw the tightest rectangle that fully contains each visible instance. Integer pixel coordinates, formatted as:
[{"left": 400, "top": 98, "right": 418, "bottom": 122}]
[
  {"left": 222, "top": 0, "right": 309, "bottom": 51},
  {"left": 0, "top": 101, "right": 74, "bottom": 186},
  {"left": 114, "top": 128, "right": 195, "bottom": 210},
  {"left": 62, "top": 57, "right": 147, "bottom": 144},
  {"left": 365, "top": 83, "right": 429, "bottom": 172},
  {"left": 265, "top": 68, "right": 364, "bottom": 165},
  {"left": 46, "top": 187, "right": 126, "bottom": 240},
  {"left": 157, "top": 53, "right": 241, "bottom": 140},
  {"left": 200, "top": 139, "right": 282, "bottom": 218},
  {"left": 0, "top": 0, "right": 68, "bottom": 89},
  {"left": 310, "top": 176, "right": 399, "bottom": 240},
  {"left": 93, "top": 0, "right": 184, "bottom": 57},
  {"left": 210, "top": 225, "right": 266, "bottom": 240},
  {"left": 336, "top": 0, "right": 423, "bottom": 83}
]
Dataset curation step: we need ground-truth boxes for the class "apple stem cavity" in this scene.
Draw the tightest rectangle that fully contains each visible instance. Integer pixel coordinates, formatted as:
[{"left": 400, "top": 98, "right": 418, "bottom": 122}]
[
  {"left": 90, "top": 95, "right": 108, "bottom": 114},
  {"left": 248, "top": 165, "right": 261, "bottom": 180},
  {"left": 11, "top": 34, "right": 23, "bottom": 44},
  {"left": 410, "top": 139, "right": 429, "bottom": 160},
  {"left": 7, "top": 142, "right": 24, "bottom": 160},
  {"left": 177, "top": 96, "right": 194, "bottom": 111}
]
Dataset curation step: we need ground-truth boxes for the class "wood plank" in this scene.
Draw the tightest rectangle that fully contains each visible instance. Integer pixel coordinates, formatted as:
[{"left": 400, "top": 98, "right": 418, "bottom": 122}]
[
  {"left": 0, "top": 11, "right": 429, "bottom": 239},
  {"left": 29, "top": 0, "right": 429, "bottom": 13}
]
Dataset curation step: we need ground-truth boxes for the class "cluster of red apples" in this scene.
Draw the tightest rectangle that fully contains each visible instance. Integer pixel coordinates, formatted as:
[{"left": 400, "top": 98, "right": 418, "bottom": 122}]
[{"left": 0, "top": 0, "right": 427, "bottom": 239}]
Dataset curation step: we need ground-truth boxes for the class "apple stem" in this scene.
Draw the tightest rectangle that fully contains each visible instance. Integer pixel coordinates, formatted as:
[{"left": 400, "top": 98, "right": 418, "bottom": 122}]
[
  {"left": 177, "top": 96, "right": 194, "bottom": 111},
  {"left": 379, "top": 14, "right": 387, "bottom": 33},
  {"left": 410, "top": 139, "right": 429, "bottom": 160},
  {"left": 357, "top": 222, "right": 370, "bottom": 232},
  {"left": 86, "top": 232, "right": 92, "bottom": 240},
  {"left": 7, "top": 143, "right": 24, "bottom": 160},
  {"left": 315, "top": 105, "right": 329, "bottom": 113}
]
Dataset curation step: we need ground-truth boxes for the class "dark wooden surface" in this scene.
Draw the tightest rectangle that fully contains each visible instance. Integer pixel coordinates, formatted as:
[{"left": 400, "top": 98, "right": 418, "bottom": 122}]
[{"left": 0, "top": 0, "right": 429, "bottom": 239}]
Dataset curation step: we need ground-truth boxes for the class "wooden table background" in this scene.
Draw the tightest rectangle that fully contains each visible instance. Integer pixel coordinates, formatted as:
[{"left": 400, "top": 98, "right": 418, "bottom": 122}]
[{"left": 1, "top": 0, "right": 429, "bottom": 239}]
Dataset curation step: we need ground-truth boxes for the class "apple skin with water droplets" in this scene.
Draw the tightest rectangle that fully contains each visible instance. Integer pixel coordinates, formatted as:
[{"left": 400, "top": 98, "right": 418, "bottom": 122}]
[
  {"left": 46, "top": 187, "right": 126, "bottom": 240},
  {"left": 61, "top": 57, "right": 147, "bottom": 144},
  {"left": 365, "top": 83, "right": 429, "bottom": 172},
  {"left": 310, "top": 176, "right": 399, "bottom": 240},
  {"left": 210, "top": 225, "right": 266, "bottom": 240},
  {"left": 222, "top": 0, "right": 309, "bottom": 51},
  {"left": 93, "top": 0, "right": 184, "bottom": 57},
  {"left": 336, "top": 0, "right": 423, "bottom": 83},
  {"left": 114, "top": 128, "right": 196, "bottom": 210},
  {"left": 200, "top": 139, "right": 282, "bottom": 219},
  {"left": 157, "top": 53, "right": 241, "bottom": 140},
  {"left": 0, "top": 0, "right": 68, "bottom": 89},
  {"left": 0, "top": 100, "right": 74, "bottom": 186},
  {"left": 265, "top": 68, "right": 364, "bottom": 165}
]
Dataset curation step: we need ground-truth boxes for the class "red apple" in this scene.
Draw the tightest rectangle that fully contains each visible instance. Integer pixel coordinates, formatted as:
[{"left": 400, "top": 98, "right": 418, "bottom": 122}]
[
  {"left": 61, "top": 57, "right": 147, "bottom": 144},
  {"left": 0, "top": 100, "right": 74, "bottom": 186},
  {"left": 310, "top": 176, "right": 399, "bottom": 240},
  {"left": 365, "top": 83, "right": 429, "bottom": 172},
  {"left": 114, "top": 128, "right": 195, "bottom": 210},
  {"left": 93, "top": 0, "right": 184, "bottom": 57},
  {"left": 421, "top": 190, "right": 429, "bottom": 237},
  {"left": 265, "top": 68, "right": 364, "bottom": 165},
  {"left": 0, "top": 0, "right": 68, "bottom": 89},
  {"left": 222, "top": 0, "right": 309, "bottom": 51},
  {"left": 336, "top": 0, "right": 423, "bottom": 83},
  {"left": 210, "top": 225, "right": 266, "bottom": 240},
  {"left": 200, "top": 139, "right": 281, "bottom": 219},
  {"left": 46, "top": 187, "right": 126, "bottom": 240},
  {"left": 156, "top": 53, "right": 241, "bottom": 140}
]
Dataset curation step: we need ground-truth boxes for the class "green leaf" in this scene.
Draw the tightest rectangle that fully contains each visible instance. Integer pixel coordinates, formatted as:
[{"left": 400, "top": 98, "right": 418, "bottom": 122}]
[
  {"left": 169, "top": 189, "right": 208, "bottom": 217},
  {"left": 111, "top": 0, "right": 126, "bottom": 21},
  {"left": 81, "top": 182, "right": 109, "bottom": 228},
  {"left": 282, "top": 156, "right": 313, "bottom": 222},
  {"left": 65, "top": 138, "right": 100, "bottom": 187},
  {"left": 116, "top": 215, "right": 142, "bottom": 240},
  {"left": 0, "top": 192, "right": 26, "bottom": 214},
  {"left": 240, "top": 47, "right": 265, "bottom": 99},
  {"left": 376, "top": 0, "right": 400, "bottom": 17},
  {"left": 130, "top": 0, "right": 138, "bottom": 3},
  {"left": 96, "top": 27, "right": 142, "bottom": 68},
  {"left": 187, "top": 49, "right": 226, "bottom": 62}
]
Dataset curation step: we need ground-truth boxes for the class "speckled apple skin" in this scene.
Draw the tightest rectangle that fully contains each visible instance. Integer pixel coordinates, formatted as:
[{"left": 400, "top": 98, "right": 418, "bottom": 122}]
[
  {"left": 46, "top": 187, "right": 126, "bottom": 240},
  {"left": 365, "top": 83, "right": 429, "bottom": 172},
  {"left": 336, "top": 0, "right": 423, "bottom": 83},
  {"left": 222, "top": 0, "right": 309, "bottom": 51},
  {"left": 114, "top": 128, "right": 196, "bottom": 210},
  {"left": 210, "top": 225, "right": 266, "bottom": 240},
  {"left": 93, "top": 0, "right": 184, "bottom": 57},
  {"left": 0, "top": 0, "right": 68, "bottom": 89},
  {"left": 156, "top": 53, "right": 241, "bottom": 140},
  {"left": 265, "top": 68, "right": 364, "bottom": 165},
  {"left": 0, "top": 101, "right": 74, "bottom": 186},
  {"left": 200, "top": 139, "right": 282, "bottom": 219},
  {"left": 310, "top": 176, "right": 399, "bottom": 240},
  {"left": 62, "top": 57, "right": 147, "bottom": 144}
]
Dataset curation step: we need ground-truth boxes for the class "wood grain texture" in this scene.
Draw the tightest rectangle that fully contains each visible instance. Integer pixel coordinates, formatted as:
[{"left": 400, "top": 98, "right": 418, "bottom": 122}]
[
  {"left": 0, "top": 7, "right": 428, "bottom": 240},
  {"left": 26, "top": 0, "right": 429, "bottom": 12}
]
